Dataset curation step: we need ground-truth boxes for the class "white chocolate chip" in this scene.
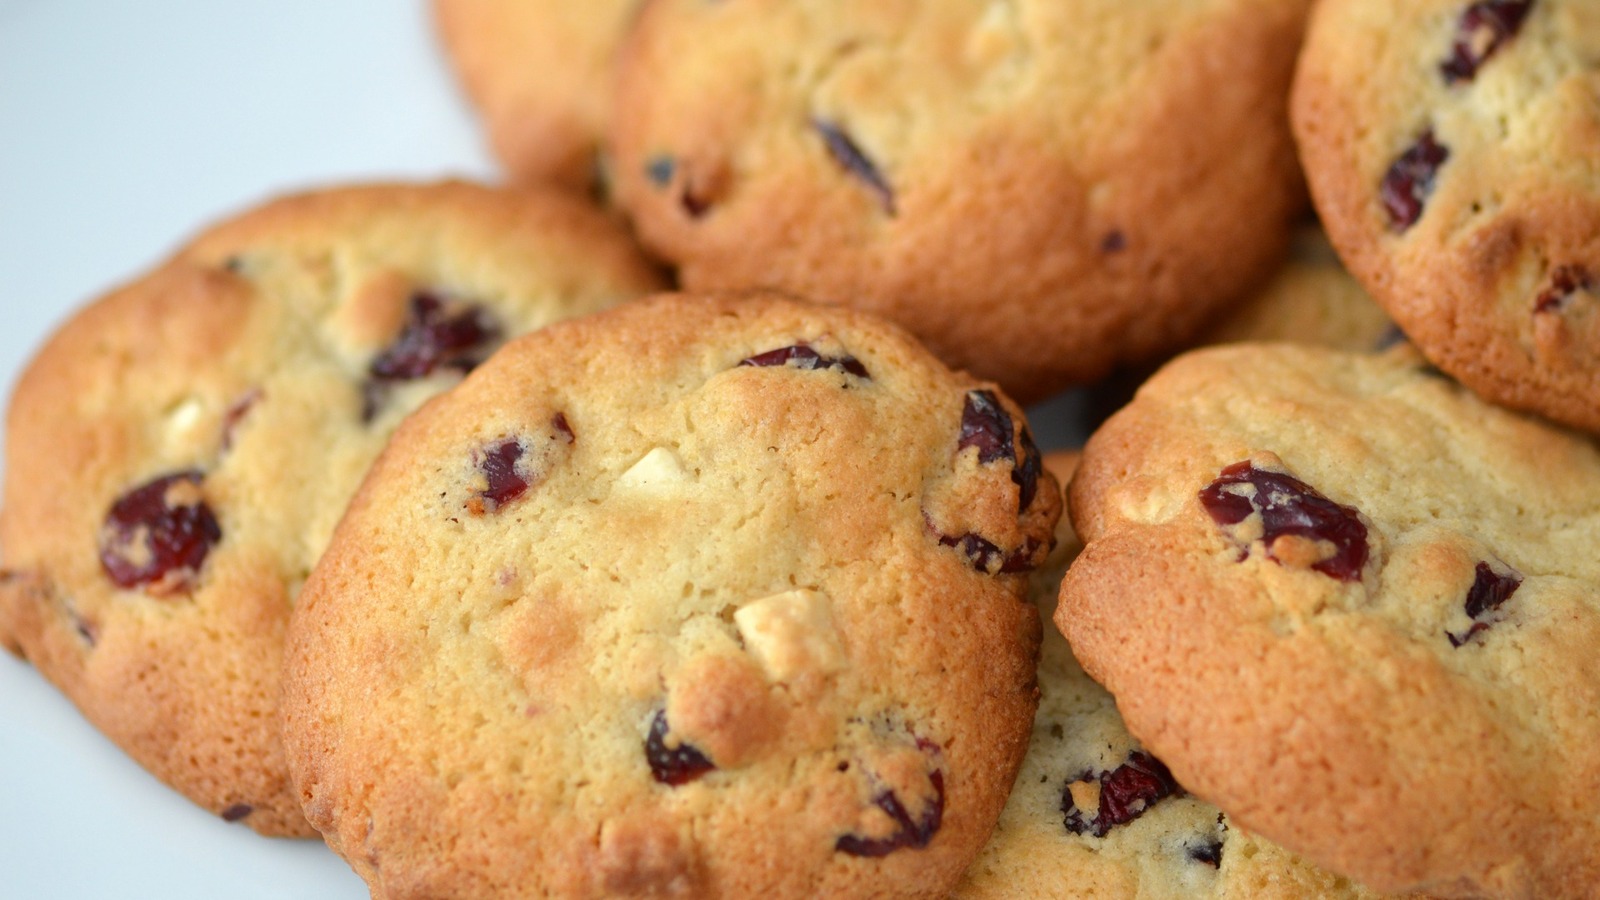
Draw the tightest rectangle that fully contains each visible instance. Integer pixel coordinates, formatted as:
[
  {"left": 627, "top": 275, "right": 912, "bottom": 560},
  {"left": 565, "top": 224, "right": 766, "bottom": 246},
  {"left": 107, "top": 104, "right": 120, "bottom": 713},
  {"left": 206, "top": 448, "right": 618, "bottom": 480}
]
[
  {"left": 618, "top": 447, "right": 689, "bottom": 491},
  {"left": 734, "top": 589, "right": 846, "bottom": 683},
  {"left": 161, "top": 396, "right": 206, "bottom": 448}
]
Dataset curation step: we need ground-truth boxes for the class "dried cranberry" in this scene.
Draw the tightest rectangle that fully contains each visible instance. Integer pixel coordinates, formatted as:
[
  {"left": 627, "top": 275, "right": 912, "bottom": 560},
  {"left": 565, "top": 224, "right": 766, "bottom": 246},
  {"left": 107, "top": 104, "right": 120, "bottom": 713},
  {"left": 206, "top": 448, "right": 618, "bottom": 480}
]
[
  {"left": 739, "top": 343, "right": 870, "bottom": 378},
  {"left": 1100, "top": 230, "right": 1127, "bottom": 254},
  {"left": 465, "top": 418, "right": 571, "bottom": 516},
  {"left": 220, "top": 804, "right": 253, "bottom": 822},
  {"left": 836, "top": 769, "right": 944, "bottom": 857},
  {"left": 1061, "top": 751, "right": 1180, "bottom": 838},
  {"left": 644, "top": 710, "right": 715, "bottom": 786},
  {"left": 1534, "top": 265, "right": 1594, "bottom": 314},
  {"left": 1013, "top": 427, "right": 1043, "bottom": 512},
  {"left": 1441, "top": 1, "right": 1534, "bottom": 84},
  {"left": 362, "top": 293, "right": 499, "bottom": 421},
  {"left": 98, "top": 471, "right": 221, "bottom": 594},
  {"left": 954, "top": 391, "right": 1042, "bottom": 510},
  {"left": 1380, "top": 131, "right": 1450, "bottom": 232},
  {"left": 959, "top": 390, "right": 1015, "bottom": 466},
  {"left": 937, "top": 532, "right": 1039, "bottom": 575},
  {"left": 473, "top": 440, "right": 528, "bottom": 513},
  {"left": 369, "top": 293, "right": 500, "bottom": 381},
  {"left": 1463, "top": 562, "right": 1521, "bottom": 619},
  {"left": 1199, "top": 462, "right": 1369, "bottom": 582},
  {"left": 681, "top": 188, "right": 713, "bottom": 218},
  {"left": 813, "top": 119, "right": 896, "bottom": 216},
  {"left": 1448, "top": 561, "right": 1522, "bottom": 647},
  {"left": 1097, "top": 753, "right": 1179, "bottom": 831}
]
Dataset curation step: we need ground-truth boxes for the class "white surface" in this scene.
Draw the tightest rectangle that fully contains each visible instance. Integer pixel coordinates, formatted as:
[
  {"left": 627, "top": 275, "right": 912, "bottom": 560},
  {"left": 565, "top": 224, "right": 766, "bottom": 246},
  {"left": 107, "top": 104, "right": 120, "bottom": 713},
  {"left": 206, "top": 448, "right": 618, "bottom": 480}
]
[{"left": 0, "top": 1, "right": 493, "bottom": 896}]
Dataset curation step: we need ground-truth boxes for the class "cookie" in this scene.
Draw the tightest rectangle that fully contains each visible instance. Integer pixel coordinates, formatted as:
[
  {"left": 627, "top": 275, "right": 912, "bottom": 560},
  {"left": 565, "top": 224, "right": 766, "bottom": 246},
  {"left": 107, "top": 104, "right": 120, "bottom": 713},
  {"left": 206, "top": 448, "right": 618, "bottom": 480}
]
[
  {"left": 1057, "top": 344, "right": 1600, "bottom": 897},
  {"left": 1293, "top": 0, "right": 1600, "bottom": 432},
  {"left": 609, "top": 0, "right": 1312, "bottom": 404},
  {"left": 0, "top": 181, "right": 664, "bottom": 835},
  {"left": 954, "top": 452, "right": 1402, "bottom": 900},
  {"left": 1199, "top": 226, "right": 1395, "bottom": 352},
  {"left": 281, "top": 292, "right": 1059, "bottom": 897},
  {"left": 434, "top": 0, "right": 640, "bottom": 188}
]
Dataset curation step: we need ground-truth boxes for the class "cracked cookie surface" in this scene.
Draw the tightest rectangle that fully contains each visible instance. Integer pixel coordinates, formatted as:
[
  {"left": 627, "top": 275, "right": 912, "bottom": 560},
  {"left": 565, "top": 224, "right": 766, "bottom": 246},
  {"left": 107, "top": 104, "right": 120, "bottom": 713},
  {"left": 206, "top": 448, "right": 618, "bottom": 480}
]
[
  {"left": 1057, "top": 344, "right": 1600, "bottom": 898},
  {"left": 610, "top": 0, "right": 1312, "bottom": 403},
  {"left": 282, "top": 292, "right": 1057, "bottom": 898},
  {"left": 0, "top": 181, "right": 662, "bottom": 835}
]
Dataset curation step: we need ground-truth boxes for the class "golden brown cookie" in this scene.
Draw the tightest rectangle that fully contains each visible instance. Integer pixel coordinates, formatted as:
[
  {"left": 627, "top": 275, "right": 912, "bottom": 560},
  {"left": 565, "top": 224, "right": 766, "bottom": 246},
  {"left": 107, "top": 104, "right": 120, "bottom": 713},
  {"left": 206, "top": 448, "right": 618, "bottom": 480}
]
[
  {"left": 0, "top": 181, "right": 664, "bottom": 835},
  {"left": 1294, "top": 0, "right": 1600, "bottom": 432},
  {"left": 1058, "top": 343, "right": 1600, "bottom": 898},
  {"left": 610, "top": 0, "right": 1312, "bottom": 404},
  {"left": 434, "top": 0, "right": 641, "bottom": 188},
  {"left": 282, "top": 292, "right": 1058, "bottom": 897},
  {"left": 955, "top": 452, "right": 1408, "bottom": 900}
]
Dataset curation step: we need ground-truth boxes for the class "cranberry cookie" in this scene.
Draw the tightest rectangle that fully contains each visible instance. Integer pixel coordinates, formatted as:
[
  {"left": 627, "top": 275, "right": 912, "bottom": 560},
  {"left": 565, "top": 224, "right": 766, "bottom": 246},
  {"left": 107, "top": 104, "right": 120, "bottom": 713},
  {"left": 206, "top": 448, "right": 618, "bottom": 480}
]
[
  {"left": 1294, "top": 0, "right": 1600, "bottom": 432},
  {"left": 0, "top": 182, "right": 663, "bottom": 835},
  {"left": 1058, "top": 344, "right": 1600, "bottom": 897},
  {"left": 955, "top": 453, "right": 1404, "bottom": 900},
  {"left": 610, "top": 0, "right": 1311, "bottom": 404},
  {"left": 282, "top": 292, "right": 1058, "bottom": 897},
  {"left": 434, "top": 0, "right": 640, "bottom": 188}
]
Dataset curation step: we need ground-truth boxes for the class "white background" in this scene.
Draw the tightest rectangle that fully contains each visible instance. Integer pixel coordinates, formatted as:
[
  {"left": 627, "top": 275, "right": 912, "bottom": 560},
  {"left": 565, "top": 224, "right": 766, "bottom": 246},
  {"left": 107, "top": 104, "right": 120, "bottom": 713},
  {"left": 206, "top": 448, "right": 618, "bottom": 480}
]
[{"left": 0, "top": 2, "right": 490, "bottom": 896}]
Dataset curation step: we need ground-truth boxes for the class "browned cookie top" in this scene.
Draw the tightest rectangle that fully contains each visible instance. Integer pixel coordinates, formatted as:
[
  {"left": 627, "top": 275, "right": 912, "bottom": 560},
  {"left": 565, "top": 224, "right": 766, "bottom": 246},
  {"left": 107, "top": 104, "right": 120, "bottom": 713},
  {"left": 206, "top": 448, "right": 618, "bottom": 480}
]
[
  {"left": 1058, "top": 344, "right": 1600, "bottom": 898},
  {"left": 0, "top": 181, "right": 663, "bottom": 835},
  {"left": 282, "top": 292, "right": 1057, "bottom": 898},
  {"left": 1294, "top": 0, "right": 1600, "bottom": 432},
  {"left": 610, "top": 0, "right": 1311, "bottom": 404}
]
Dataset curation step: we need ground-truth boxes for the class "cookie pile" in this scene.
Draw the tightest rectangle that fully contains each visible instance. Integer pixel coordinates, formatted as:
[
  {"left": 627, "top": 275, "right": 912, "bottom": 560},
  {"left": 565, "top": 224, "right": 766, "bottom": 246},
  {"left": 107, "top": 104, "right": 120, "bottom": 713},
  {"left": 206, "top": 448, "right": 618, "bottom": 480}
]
[
  {"left": 2, "top": 0, "right": 1596, "bottom": 898},
  {"left": 0, "top": 182, "right": 666, "bottom": 835}
]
